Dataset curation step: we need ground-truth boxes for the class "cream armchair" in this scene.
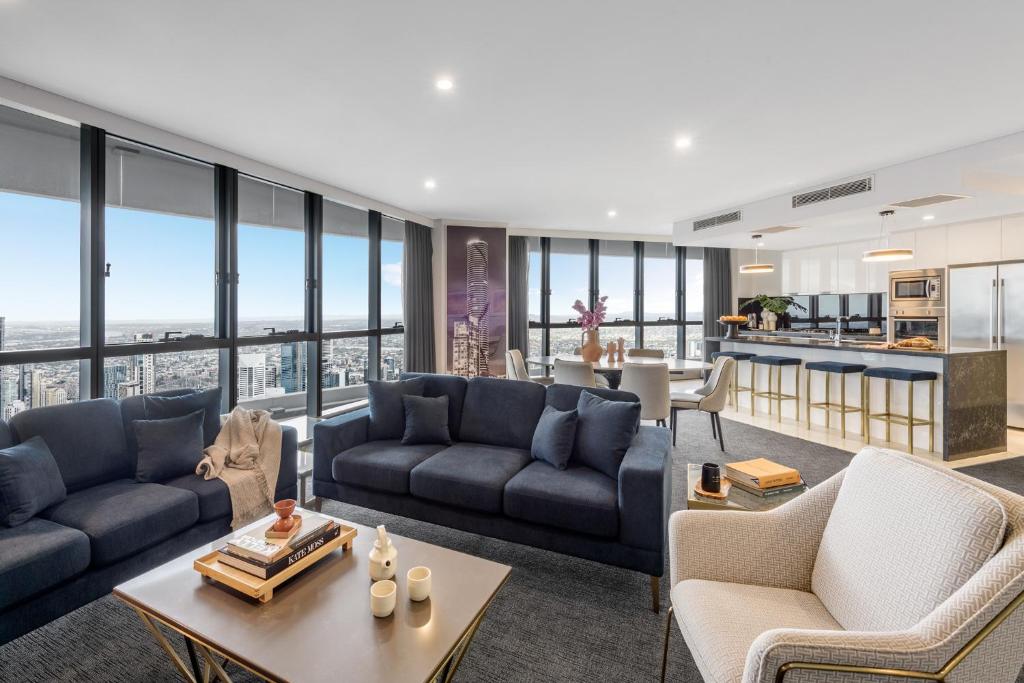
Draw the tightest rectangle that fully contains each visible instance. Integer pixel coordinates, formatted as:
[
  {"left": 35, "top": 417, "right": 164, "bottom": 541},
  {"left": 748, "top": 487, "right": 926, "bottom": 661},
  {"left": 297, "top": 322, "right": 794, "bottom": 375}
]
[{"left": 661, "top": 447, "right": 1024, "bottom": 683}]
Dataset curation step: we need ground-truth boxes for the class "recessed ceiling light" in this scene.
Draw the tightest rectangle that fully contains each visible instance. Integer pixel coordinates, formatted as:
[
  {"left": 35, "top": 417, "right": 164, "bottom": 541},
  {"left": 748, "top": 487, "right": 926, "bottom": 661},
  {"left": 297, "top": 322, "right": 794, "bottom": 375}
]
[
  {"left": 435, "top": 77, "right": 454, "bottom": 91},
  {"left": 674, "top": 136, "right": 693, "bottom": 150},
  {"left": 424, "top": 178, "right": 436, "bottom": 190},
  {"left": 607, "top": 210, "right": 617, "bottom": 218},
  {"left": 922, "top": 214, "right": 935, "bottom": 221}
]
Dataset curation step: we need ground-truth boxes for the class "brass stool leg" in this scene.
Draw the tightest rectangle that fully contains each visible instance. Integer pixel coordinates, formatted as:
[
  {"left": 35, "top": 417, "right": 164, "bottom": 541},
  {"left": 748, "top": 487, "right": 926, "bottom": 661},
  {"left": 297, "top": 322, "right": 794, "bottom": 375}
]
[
  {"left": 824, "top": 372, "right": 831, "bottom": 431},
  {"left": 794, "top": 366, "right": 800, "bottom": 422},
  {"left": 750, "top": 364, "right": 756, "bottom": 416},
  {"left": 885, "top": 379, "right": 891, "bottom": 443},
  {"left": 840, "top": 373, "right": 847, "bottom": 438},
  {"left": 766, "top": 366, "right": 772, "bottom": 417},
  {"left": 776, "top": 366, "right": 783, "bottom": 423},
  {"left": 805, "top": 369, "right": 812, "bottom": 427},
  {"left": 908, "top": 380, "right": 915, "bottom": 454},
  {"left": 863, "top": 375, "right": 870, "bottom": 444},
  {"left": 929, "top": 379, "right": 936, "bottom": 453}
]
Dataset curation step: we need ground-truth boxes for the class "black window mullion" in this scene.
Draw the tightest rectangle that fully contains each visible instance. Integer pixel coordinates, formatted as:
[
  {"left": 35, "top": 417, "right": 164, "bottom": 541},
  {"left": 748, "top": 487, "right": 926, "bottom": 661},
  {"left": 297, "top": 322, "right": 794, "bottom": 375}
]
[
  {"left": 80, "top": 124, "right": 105, "bottom": 399},
  {"left": 540, "top": 237, "right": 551, "bottom": 357},
  {"left": 368, "top": 211, "right": 382, "bottom": 380},
  {"left": 634, "top": 241, "right": 643, "bottom": 348},
  {"left": 214, "top": 165, "right": 238, "bottom": 412},
  {"left": 588, "top": 239, "right": 599, "bottom": 311},
  {"left": 305, "top": 192, "right": 323, "bottom": 417},
  {"left": 676, "top": 246, "right": 686, "bottom": 359}
]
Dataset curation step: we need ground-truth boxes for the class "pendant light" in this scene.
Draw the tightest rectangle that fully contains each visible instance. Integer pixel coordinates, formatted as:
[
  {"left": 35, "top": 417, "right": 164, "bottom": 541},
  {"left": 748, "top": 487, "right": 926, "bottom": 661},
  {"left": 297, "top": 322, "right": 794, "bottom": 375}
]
[
  {"left": 739, "top": 234, "right": 774, "bottom": 274},
  {"left": 863, "top": 209, "right": 913, "bottom": 262}
]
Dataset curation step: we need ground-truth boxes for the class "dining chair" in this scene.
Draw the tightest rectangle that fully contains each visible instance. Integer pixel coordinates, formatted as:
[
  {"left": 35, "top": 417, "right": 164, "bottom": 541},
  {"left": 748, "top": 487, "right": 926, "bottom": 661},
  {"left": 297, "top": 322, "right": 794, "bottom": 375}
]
[
  {"left": 627, "top": 348, "right": 665, "bottom": 359},
  {"left": 619, "top": 362, "right": 670, "bottom": 427},
  {"left": 506, "top": 349, "right": 554, "bottom": 385},
  {"left": 553, "top": 358, "right": 598, "bottom": 388},
  {"left": 669, "top": 356, "right": 735, "bottom": 450},
  {"left": 572, "top": 346, "right": 611, "bottom": 387}
]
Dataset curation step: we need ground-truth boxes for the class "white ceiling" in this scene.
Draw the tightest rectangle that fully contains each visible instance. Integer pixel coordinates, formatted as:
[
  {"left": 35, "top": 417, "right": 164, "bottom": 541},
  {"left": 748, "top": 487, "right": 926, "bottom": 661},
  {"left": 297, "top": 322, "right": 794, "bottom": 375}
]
[{"left": 3, "top": 1, "right": 1024, "bottom": 236}]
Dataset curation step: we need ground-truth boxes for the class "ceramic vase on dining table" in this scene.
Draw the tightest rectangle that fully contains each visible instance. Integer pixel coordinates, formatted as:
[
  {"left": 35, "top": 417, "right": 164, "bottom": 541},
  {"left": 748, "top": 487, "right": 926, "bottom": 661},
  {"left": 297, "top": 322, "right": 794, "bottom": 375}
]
[{"left": 580, "top": 329, "right": 602, "bottom": 362}]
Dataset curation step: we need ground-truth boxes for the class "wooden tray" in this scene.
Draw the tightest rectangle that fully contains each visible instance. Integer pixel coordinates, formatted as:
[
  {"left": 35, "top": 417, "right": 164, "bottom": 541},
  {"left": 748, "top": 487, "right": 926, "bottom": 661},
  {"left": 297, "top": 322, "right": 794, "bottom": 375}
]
[
  {"left": 194, "top": 523, "right": 357, "bottom": 603},
  {"left": 264, "top": 514, "right": 302, "bottom": 540},
  {"left": 694, "top": 479, "right": 731, "bottom": 500}
]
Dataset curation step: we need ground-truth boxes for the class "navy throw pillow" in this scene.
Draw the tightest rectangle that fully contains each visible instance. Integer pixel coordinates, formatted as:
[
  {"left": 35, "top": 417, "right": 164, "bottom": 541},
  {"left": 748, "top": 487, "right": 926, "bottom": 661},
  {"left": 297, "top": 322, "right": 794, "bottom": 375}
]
[
  {"left": 573, "top": 390, "right": 641, "bottom": 479},
  {"left": 401, "top": 395, "right": 452, "bottom": 446},
  {"left": 0, "top": 436, "right": 66, "bottom": 527},
  {"left": 144, "top": 387, "right": 222, "bottom": 447},
  {"left": 133, "top": 410, "right": 206, "bottom": 484},
  {"left": 531, "top": 405, "right": 578, "bottom": 470},
  {"left": 368, "top": 378, "right": 425, "bottom": 441}
]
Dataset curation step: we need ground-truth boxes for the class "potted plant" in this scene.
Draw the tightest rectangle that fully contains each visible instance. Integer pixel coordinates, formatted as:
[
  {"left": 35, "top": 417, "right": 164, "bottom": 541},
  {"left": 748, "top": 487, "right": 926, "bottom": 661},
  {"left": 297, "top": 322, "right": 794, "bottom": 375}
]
[
  {"left": 740, "top": 295, "right": 807, "bottom": 331},
  {"left": 572, "top": 296, "right": 608, "bottom": 362}
]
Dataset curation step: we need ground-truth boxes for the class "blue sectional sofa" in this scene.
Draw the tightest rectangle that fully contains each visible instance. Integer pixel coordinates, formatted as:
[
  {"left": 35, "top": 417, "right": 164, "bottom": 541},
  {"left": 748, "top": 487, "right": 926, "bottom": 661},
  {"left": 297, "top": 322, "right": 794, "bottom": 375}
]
[
  {"left": 0, "top": 389, "right": 297, "bottom": 644},
  {"left": 312, "top": 373, "right": 673, "bottom": 609}
]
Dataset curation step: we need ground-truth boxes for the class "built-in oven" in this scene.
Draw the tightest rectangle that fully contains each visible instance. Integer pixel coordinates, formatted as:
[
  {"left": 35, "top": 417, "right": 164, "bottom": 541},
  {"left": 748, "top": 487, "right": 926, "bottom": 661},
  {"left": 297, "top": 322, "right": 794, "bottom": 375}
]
[
  {"left": 890, "top": 316, "right": 945, "bottom": 346},
  {"left": 890, "top": 268, "right": 944, "bottom": 304}
]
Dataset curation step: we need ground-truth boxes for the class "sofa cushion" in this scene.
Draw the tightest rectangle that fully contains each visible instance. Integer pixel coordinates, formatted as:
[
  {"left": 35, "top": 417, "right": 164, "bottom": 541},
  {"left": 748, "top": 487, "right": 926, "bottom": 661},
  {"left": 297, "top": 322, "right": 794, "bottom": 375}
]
[
  {"left": 40, "top": 479, "right": 199, "bottom": 566},
  {"left": 504, "top": 461, "right": 618, "bottom": 537},
  {"left": 164, "top": 473, "right": 231, "bottom": 523},
  {"left": 402, "top": 395, "right": 452, "bottom": 446},
  {"left": 401, "top": 373, "right": 468, "bottom": 440},
  {"left": 367, "top": 378, "right": 426, "bottom": 441},
  {"left": 410, "top": 442, "right": 532, "bottom": 513},
  {"left": 133, "top": 410, "right": 206, "bottom": 484},
  {"left": 672, "top": 579, "right": 842, "bottom": 683},
  {"left": 544, "top": 383, "right": 639, "bottom": 412},
  {"left": 530, "top": 405, "right": 578, "bottom": 470},
  {"left": 333, "top": 440, "right": 448, "bottom": 494},
  {"left": 572, "top": 391, "right": 641, "bottom": 480},
  {"left": 812, "top": 447, "right": 1008, "bottom": 632},
  {"left": 458, "top": 377, "right": 547, "bottom": 450},
  {"left": 120, "top": 388, "right": 195, "bottom": 463},
  {"left": 0, "top": 436, "right": 67, "bottom": 527},
  {"left": 9, "top": 398, "right": 129, "bottom": 493},
  {"left": 144, "top": 387, "right": 222, "bottom": 448},
  {"left": 0, "top": 518, "right": 90, "bottom": 611}
]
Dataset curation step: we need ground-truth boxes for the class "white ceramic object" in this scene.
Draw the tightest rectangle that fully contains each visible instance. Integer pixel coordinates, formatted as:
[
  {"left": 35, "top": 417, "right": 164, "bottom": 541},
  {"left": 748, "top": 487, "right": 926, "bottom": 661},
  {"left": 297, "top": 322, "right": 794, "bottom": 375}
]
[
  {"left": 368, "top": 524, "right": 398, "bottom": 581},
  {"left": 407, "top": 566, "right": 432, "bottom": 602},
  {"left": 370, "top": 579, "right": 397, "bottom": 618}
]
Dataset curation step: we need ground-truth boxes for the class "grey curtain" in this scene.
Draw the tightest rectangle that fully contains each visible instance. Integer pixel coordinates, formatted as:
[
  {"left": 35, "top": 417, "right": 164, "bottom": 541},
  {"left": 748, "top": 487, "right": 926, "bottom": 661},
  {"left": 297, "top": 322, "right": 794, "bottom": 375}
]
[
  {"left": 702, "top": 247, "right": 733, "bottom": 362},
  {"left": 508, "top": 236, "right": 530, "bottom": 355},
  {"left": 403, "top": 221, "right": 436, "bottom": 372}
]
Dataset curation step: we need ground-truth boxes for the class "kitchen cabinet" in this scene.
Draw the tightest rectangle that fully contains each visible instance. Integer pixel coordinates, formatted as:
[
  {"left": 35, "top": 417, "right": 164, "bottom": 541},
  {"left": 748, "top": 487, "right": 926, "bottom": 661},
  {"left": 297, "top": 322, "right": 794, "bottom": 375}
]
[
  {"left": 1002, "top": 215, "right": 1024, "bottom": 260},
  {"left": 947, "top": 219, "right": 1001, "bottom": 265},
  {"left": 912, "top": 226, "right": 947, "bottom": 271}
]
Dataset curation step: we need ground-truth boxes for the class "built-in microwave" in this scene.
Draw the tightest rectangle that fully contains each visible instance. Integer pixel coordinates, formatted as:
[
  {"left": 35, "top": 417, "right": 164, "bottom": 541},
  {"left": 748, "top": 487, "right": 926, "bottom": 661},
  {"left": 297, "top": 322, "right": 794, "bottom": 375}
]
[{"left": 890, "top": 269, "right": 944, "bottom": 303}]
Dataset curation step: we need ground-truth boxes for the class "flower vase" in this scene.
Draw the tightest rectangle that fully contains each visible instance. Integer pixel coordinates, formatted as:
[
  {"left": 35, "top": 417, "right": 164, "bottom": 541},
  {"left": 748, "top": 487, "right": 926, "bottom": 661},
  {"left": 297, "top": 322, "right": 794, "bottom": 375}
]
[{"left": 580, "top": 329, "right": 602, "bottom": 362}]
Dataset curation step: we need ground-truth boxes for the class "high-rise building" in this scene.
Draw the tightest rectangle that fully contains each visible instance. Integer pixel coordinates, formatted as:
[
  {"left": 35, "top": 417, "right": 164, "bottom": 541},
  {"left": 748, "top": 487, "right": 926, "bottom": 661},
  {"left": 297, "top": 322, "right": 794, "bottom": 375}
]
[
  {"left": 0, "top": 374, "right": 16, "bottom": 416},
  {"left": 0, "top": 315, "right": 5, "bottom": 351},
  {"left": 30, "top": 369, "right": 44, "bottom": 410},
  {"left": 450, "top": 240, "right": 491, "bottom": 377},
  {"left": 280, "top": 342, "right": 307, "bottom": 393},
  {"left": 103, "top": 364, "right": 128, "bottom": 399},
  {"left": 117, "top": 381, "right": 141, "bottom": 400},
  {"left": 238, "top": 353, "right": 267, "bottom": 400},
  {"left": 42, "top": 387, "right": 67, "bottom": 407}
]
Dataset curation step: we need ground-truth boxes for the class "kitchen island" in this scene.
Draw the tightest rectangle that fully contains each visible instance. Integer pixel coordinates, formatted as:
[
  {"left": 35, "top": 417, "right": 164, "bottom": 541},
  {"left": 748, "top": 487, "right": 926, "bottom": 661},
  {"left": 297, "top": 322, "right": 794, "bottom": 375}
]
[{"left": 707, "top": 334, "right": 1007, "bottom": 460}]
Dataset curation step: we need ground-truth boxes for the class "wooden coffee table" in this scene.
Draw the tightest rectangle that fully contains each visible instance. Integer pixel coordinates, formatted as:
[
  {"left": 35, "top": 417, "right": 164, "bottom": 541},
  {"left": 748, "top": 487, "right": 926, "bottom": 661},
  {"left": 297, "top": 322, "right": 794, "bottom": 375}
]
[
  {"left": 114, "top": 512, "right": 510, "bottom": 683},
  {"left": 685, "top": 464, "right": 807, "bottom": 512}
]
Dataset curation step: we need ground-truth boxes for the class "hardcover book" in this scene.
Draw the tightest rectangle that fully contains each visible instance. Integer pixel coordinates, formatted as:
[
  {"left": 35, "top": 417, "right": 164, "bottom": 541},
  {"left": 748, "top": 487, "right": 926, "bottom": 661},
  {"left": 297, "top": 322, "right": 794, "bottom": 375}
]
[
  {"left": 218, "top": 522, "right": 341, "bottom": 579},
  {"left": 728, "top": 477, "right": 806, "bottom": 497},
  {"left": 725, "top": 458, "right": 801, "bottom": 489}
]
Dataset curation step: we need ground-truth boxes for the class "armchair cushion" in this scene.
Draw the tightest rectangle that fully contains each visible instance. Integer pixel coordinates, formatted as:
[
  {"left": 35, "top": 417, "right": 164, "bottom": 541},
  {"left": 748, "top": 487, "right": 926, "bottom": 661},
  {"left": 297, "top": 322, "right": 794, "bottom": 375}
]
[
  {"left": 811, "top": 447, "right": 1007, "bottom": 632},
  {"left": 672, "top": 579, "right": 841, "bottom": 683}
]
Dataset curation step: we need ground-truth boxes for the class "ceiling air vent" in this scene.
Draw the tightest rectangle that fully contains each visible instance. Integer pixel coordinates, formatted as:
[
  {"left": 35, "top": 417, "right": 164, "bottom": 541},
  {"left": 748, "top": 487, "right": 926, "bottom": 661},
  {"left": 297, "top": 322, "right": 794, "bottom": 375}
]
[
  {"left": 792, "top": 176, "right": 873, "bottom": 208},
  {"left": 888, "top": 194, "right": 969, "bottom": 208},
  {"left": 693, "top": 210, "right": 742, "bottom": 231}
]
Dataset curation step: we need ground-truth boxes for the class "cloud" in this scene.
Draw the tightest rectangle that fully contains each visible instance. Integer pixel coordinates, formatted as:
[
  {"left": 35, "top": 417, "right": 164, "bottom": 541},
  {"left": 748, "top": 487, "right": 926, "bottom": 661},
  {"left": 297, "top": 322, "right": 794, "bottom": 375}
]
[{"left": 382, "top": 262, "right": 402, "bottom": 288}]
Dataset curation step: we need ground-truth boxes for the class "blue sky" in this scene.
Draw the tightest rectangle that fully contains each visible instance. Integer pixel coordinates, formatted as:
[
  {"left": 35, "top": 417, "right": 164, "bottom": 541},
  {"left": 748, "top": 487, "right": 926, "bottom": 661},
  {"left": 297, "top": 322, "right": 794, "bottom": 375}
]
[{"left": 0, "top": 192, "right": 403, "bottom": 322}]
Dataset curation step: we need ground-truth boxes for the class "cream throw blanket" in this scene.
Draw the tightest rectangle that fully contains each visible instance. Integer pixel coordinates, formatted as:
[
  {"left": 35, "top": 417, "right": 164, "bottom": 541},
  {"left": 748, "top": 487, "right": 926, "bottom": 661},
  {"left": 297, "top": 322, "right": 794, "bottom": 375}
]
[{"left": 195, "top": 406, "right": 282, "bottom": 529}]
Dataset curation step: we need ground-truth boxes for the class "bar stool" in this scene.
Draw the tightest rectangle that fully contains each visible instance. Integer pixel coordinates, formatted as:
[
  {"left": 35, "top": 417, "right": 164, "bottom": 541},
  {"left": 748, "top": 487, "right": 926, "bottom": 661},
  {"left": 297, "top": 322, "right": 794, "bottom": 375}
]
[
  {"left": 711, "top": 351, "right": 756, "bottom": 408},
  {"left": 750, "top": 356, "right": 801, "bottom": 422},
  {"left": 804, "top": 361, "right": 867, "bottom": 438},
  {"left": 863, "top": 367, "right": 938, "bottom": 454}
]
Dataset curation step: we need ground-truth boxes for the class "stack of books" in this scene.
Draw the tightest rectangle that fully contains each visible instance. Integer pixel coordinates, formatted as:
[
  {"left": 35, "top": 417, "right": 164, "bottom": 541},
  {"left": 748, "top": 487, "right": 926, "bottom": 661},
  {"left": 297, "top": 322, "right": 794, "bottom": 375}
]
[
  {"left": 217, "top": 514, "right": 341, "bottom": 579},
  {"left": 724, "top": 458, "right": 804, "bottom": 497}
]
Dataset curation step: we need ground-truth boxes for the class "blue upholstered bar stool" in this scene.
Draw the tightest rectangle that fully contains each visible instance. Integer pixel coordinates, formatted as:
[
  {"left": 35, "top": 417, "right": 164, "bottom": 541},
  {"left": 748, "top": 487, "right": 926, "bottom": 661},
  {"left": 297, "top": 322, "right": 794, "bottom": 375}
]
[
  {"left": 750, "top": 355, "right": 801, "bottom": 422},
  {"left": 804, "top": 361, "right": 867, "bottom": 438},
  {"left": 863, "top": 367, "right": 938, "bottom": 453},
  {"left": 711, "top": 351, "right": 756, "bottom": 408}
]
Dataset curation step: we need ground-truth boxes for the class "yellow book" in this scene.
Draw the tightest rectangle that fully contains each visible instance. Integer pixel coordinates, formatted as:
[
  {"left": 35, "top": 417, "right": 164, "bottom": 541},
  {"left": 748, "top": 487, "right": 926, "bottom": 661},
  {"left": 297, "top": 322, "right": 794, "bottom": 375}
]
[{"left": 725, "top": 458, "right": 801, "bottom": 489}]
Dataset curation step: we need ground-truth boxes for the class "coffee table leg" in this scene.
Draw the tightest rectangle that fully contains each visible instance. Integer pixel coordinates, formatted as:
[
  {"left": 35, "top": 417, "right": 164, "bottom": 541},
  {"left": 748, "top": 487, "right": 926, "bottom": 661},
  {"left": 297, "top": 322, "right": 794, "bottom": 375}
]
[
  {"left": 184, "top": 639, "right": 204, "bottom": 682},
  {"left": 195, "top": 642, "right": 235, "bottom": 683},
  {"left": 131, "top": 606, "right": 199, "bottom": 683},
  {"left": 437, "top": 607, "right": 487, "bottom": 683}
]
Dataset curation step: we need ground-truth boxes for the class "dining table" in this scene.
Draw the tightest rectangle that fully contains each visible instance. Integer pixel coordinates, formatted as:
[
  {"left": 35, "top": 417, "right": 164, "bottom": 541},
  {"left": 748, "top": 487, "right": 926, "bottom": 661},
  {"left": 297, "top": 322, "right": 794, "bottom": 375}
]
[{"left": 525, "top": 354, "right": 712, "bottom": 389}]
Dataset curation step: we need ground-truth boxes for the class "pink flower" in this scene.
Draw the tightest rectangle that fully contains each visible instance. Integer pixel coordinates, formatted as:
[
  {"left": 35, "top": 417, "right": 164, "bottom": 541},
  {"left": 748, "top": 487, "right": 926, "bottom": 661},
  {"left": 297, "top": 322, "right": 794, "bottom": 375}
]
[{"left": 572, "top": 296, "right": 609, "bottom": 331}]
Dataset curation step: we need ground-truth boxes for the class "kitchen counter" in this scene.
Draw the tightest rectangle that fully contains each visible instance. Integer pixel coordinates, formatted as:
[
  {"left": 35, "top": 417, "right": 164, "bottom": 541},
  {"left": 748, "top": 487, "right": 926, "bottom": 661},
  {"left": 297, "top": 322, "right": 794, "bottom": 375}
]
[
  {"left": 706, "top": 335, "right": 1003, "bottom": 358},
  {"left": 706, "top": 336, "right": 1007, "bottom": 460}
]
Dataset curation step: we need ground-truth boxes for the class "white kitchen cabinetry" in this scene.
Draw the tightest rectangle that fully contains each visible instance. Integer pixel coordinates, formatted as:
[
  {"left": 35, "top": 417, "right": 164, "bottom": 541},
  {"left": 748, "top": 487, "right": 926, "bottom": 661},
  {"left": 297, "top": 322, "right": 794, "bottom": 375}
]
[
  {"left": 1002, "top": 216, "right": 1024, "bottom": 261},
  {"left": 912, "top": 226, "right": 947, "bottom": 270},
  {"left": 947, "top": 219, "right": 1001, "bottom": 265}
]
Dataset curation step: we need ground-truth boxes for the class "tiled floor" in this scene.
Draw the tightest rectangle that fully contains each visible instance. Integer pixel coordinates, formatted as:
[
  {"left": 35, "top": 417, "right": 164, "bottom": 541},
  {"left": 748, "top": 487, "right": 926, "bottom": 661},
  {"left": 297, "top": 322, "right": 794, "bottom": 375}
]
[{"left": 670, "top": 378, "right": 1024, "bottom": 469}]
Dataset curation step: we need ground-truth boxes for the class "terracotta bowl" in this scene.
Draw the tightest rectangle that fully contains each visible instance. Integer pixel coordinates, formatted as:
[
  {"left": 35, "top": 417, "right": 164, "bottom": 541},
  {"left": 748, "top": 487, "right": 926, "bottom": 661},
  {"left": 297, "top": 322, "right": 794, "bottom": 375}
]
[{"left": 272, "top": 499, "right": 297, "bottom": 531}]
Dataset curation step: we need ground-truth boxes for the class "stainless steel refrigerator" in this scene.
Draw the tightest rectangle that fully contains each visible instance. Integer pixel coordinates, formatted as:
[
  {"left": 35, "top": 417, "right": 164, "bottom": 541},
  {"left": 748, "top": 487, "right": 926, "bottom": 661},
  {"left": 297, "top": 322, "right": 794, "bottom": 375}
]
[{"left": 949, "top": 263, "right": 1024, "bottom": 428}]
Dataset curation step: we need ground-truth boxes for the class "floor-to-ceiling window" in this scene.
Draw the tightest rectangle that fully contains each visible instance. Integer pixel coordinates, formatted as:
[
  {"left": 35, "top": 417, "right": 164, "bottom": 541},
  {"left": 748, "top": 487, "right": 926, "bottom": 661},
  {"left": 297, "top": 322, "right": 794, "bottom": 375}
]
[
  {"left": 527, "top": 237, "right": 544, "bottom": 363},
  {"left": 380, "top": 216, "right": 405, "bottom": 381},
  {"left": 641, "top": 242, "right": 679, "bottom": 358},
  {"left": 684, "top": 247, "right": 705, "bottom": 360},
  {"left": 598, "top": 240, "right": 637, "bottom": 346},
  {"left": 548, "top": 238, "right": 591, "bottom": 354}
]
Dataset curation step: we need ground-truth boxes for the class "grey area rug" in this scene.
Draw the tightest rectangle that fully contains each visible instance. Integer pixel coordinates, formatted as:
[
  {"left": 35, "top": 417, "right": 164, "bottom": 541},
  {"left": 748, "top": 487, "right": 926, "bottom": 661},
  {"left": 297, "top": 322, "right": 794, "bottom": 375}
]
[{"left": 0, "top": 413, "right": 1019, "bottom": 683}]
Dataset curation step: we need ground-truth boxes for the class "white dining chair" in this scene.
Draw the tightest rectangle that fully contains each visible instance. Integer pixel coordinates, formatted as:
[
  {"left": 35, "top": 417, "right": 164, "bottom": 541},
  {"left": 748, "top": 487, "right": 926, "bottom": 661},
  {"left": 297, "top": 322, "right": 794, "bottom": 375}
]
[
  {"left": 553, "top": 358, "right": 598, "bottom": 388},
  {"left": 669, "top": 356, "right": 735, "bottom": 451},
  {"left": 627, "top": 348, "right": 665, "bottom": 359},
  {"left": 571, "top": 346, "right": 611, "bottom": 388},
  {"left": 618, "top": 362, "right": 670, "bottom": 427},
  {"left": 506, "top": 349, "right": 554, "bottom": 385}
]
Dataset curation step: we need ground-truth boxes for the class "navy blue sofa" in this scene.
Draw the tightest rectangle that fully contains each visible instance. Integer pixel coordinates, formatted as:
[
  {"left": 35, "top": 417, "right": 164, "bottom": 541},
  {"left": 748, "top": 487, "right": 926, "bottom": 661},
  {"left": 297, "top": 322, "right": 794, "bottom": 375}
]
[
  {"left": 313, "top": 373, "right": 672, "bottom": 610},
  {"left": 0, "top": 389, "right": 298, "bottom": 644}
]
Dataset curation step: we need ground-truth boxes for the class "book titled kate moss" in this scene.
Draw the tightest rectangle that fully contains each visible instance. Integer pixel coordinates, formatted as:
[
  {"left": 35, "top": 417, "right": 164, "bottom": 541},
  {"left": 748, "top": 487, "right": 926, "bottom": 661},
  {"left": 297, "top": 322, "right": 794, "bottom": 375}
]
[{"left": 217, "top": 522, "right": 341, "bottom": 580}]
